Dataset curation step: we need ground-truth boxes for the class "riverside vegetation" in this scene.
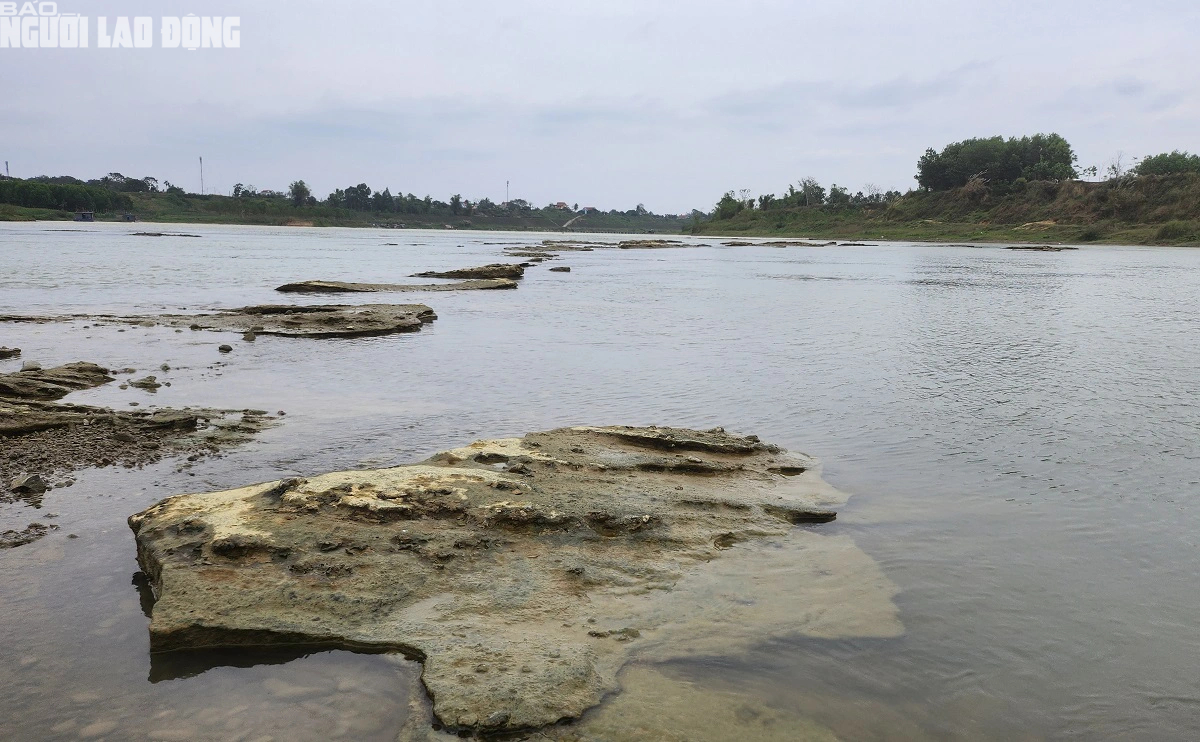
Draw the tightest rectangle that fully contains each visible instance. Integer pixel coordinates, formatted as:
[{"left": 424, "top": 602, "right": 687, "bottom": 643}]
[
  {"left": 4, "top": 136, "right": 1200, "bottom": 244},
  {"left": 697, "top": 135, "right": 1200, "bottom": 245},
  {"left": 0, "top": 173, "right": 691, "bottom": 233}
]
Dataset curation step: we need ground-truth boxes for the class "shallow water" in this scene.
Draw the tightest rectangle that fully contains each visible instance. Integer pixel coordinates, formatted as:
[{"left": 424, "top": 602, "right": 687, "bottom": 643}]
[{"left": 1, "top": 222, "right": 1199, "bottom": 740}]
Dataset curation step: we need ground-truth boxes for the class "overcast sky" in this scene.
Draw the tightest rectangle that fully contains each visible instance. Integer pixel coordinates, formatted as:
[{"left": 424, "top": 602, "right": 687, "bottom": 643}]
[{"left": 5, "top": 0, "right": 1198, "bottom": 212}]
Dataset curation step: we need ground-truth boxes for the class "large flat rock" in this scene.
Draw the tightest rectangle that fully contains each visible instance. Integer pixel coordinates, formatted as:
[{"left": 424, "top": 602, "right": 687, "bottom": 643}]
[
  {"left": 160, "top": 304, "right": 437, "bottom": 338},
  {"left": 412, "top": 263, "right": 525, "bottom": 280},
  {"left": 0, "top": 362, "right": 113, "bottom": 401},
  {"left": 275, "top": 279, "right": 517, "bottom": 293},
  {"left": 129, "top": 426, "right": 900, "bottom": 735},
  {"left": 0, "top": 305, "right": 437, "bottom": 340}
]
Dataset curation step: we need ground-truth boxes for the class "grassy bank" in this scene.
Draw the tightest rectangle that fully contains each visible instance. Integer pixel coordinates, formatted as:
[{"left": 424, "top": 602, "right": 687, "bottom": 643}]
[{"left": 694, "top": 173, "right": 1200, "bottom": 246}]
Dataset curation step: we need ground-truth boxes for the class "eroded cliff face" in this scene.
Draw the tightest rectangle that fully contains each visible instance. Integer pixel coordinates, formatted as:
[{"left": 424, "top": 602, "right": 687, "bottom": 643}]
[{"left": 129, "top": 426, "right": 901, "bottom": 735}]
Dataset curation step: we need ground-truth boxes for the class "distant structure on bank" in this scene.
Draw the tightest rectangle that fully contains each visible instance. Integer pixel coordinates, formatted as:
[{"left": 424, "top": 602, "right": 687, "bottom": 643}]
[{"left": 74, "top": 211, "right": 95, "bottom": 222}]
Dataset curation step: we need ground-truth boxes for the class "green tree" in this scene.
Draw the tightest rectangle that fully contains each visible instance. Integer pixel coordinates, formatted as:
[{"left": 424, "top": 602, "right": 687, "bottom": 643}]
[
  {"left": 713, "top": 191, "right": 744, "bottom": 220},
  {"left": 827, "top": 184, "right": 851, "bottom": 207},
  {"left": 288, "top": 180, "right": 311, "bottom": 207},
  {"left": 372, "top": 187, "right": 394, "bottom": 212},
  {"left": 916, "top": 134, "right": 1077, "bottom": 190},
  {"left": 1135, "top": 151, "right": 1200, "bottom": 176},
  {"left": 450, "top": 193, "right": 463, "bottom": 215},
  {"left": 798, "top": 177, "right": 825, "bottom": 206}
]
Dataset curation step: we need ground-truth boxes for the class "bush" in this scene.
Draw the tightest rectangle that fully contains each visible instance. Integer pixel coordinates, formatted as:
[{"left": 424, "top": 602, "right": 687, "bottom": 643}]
[{"left": 1155, "top": 221, "right": 1194, "bottom": 241}]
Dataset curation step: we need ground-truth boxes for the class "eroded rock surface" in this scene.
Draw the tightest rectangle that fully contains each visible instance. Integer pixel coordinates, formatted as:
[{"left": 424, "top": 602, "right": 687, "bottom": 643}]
[
  {"left": 0, "top": 362, "right": 277, "bottom": 511},
  {"left": 158, "top": 304, "right": 437, "bottom": 339},
  {"left": 275, "top": 279, "right": 517, "bottom": 293},
  {"left": 0, "top": 362, "right": 113, "bottom": 401},
  {"left": 128, "top": 426, "right": 900, "bottom": 735},
  {"left": 0, "top": 304, "right": 437, "bottom": 340},
  {"left": 412, "top": 263, "right": 525, "bottom": 280}
]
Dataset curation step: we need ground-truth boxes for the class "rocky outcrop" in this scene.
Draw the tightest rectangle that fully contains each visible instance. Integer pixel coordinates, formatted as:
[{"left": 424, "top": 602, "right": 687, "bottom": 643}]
[
  {"left": 127, "top": 426, "right": 897, "bottom": 735},
  {"left": 0, "top": 362, "right": 113, "bottom": 401},
  {"left": 0, "top": 347, "right": 20, "bottom": 359},
  {"left": 0, "top": 305, "right": 438, "bottom": 340},
  {"left": 1006, "top": 245, "right": 1079, "bottom": 251},
  {"left": 275, "top": 279, "right": 517, "bottom": 293},
  {"left": 549, "top": 266, "right": 571, "bottom": 273},
  {"left": 617, "top": 239, "right": 689, "bottom": 249},
  {"left": 162, "top": 304, "right": 437, "bottom": 339},
  {"left": 412, "top": 263, "right": 525, "bottom": 280}
]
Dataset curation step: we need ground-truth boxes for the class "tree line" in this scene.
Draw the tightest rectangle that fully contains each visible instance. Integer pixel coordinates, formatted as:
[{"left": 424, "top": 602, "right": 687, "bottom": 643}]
[
  {"left": 0, "top": 176, "right": 135, "bottom": 212},
  {"left": 710, "top": 134, "right": 1200, "bottom": 219},
  {"left": 712, "top": 180, "right": 902, "bottom": 221}
]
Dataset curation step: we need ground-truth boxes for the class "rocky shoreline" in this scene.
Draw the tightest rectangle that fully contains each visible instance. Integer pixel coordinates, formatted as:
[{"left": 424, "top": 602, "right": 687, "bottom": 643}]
[{"left": 0, "top": 361, "right": 276, "bottom": 547}]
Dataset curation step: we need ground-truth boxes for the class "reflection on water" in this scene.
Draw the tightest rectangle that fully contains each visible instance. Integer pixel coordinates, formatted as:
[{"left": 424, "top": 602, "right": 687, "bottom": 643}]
[{"left": 2, "top": 223, "right": 1200, "bottom": 739}]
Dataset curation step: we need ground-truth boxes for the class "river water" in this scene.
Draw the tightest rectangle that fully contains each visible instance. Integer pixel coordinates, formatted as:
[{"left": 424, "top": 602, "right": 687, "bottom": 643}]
[{"left": 1, "top": 223, "right": 1198, "bottom": 740}]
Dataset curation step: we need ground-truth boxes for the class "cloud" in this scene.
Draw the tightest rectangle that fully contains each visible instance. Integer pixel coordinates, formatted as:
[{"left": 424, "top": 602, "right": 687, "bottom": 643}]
[{"left": 4, "top": 1, "right": 1200, "bottom": 212}]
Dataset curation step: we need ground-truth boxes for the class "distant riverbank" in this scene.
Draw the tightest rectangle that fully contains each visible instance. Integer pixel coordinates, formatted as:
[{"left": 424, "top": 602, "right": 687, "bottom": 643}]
[
  {"left": 0, "top": 192, "right": 689, "bottom": 235},
  {"left": 693, "top": 173, "right": 1200, "bottom": 247}
]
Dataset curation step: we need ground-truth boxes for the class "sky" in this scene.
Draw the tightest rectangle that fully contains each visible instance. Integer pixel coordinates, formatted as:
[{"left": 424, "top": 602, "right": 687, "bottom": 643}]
[{"left": 4, "top": 0, "right": 1198, "bottom": 213}]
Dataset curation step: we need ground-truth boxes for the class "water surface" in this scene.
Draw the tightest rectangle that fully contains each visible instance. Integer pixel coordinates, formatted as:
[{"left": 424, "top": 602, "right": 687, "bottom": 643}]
[{"left": 1, "top": 223, "right": 1198, "bottom": 740}]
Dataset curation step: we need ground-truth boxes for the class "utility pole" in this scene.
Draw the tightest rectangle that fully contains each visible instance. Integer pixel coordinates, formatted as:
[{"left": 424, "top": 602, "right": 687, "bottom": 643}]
[
  {"left": 506, "top": 180, "right": 509, "bottom": 204},
  {"left": 4, "top": 161, "right": 8, "bottom": 178},
  {"left": 199, "top": 156, "right": 204, "bottom": 195}
]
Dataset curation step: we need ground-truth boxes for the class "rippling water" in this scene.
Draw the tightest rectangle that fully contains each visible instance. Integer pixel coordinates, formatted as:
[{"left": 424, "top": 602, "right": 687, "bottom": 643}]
[{"left": 1, "top": 223, "right": 1198, "bottom": 740}]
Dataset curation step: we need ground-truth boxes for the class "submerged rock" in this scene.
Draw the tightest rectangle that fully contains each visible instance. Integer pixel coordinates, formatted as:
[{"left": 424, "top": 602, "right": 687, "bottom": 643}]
[
  {"left": 412, "top": 263, "right": 525, "bottom": 280},
  {"left": 275, "top": 279, "right": 517, "bottom": 293},
  {"left": 1, "top": 522, "right": 57, "bottom": 549},
  {"left": 549, "top": 266, "right": 572, "bottom": 273},
  {"left": 0, "top": 347, "right": 20, "bottom": 359},
  {"left": 128, "top": 426, "right": 887, "bottom": 735}
]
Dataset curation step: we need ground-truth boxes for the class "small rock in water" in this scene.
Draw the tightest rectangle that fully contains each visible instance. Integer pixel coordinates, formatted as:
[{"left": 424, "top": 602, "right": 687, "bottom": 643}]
[
  {"left": 20, "top": 360, "right": 42, "bottom": 371},
  {"left": 549, "top": 266, "right": 571, "bottom": 272},
  {"left": 0, "top": 346, "right": 21, "bottom": 359},
  {"left": 218, "top": 345, "right": 233, "bottom": 353},
  {"left": 130, "top": 375, "right": 162, "bottom": 391},
  {"left": 11, "top": 473, "right": 48, "bottom": 494},
  {"left": 242, "top": 332, "right": 257, "bottom": 342},
  {"left": 160, "top": 364, "right": 171, "bottom": 371}
]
